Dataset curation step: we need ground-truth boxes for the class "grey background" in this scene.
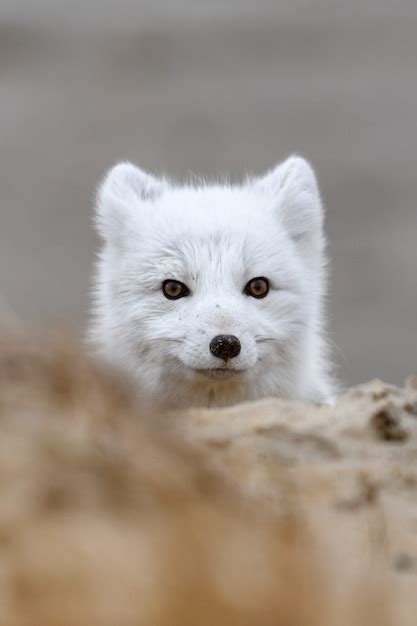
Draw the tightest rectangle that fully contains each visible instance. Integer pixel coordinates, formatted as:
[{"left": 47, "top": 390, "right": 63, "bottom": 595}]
[{"left": 1, "top": 0, "right": 416, "bottom": 386}]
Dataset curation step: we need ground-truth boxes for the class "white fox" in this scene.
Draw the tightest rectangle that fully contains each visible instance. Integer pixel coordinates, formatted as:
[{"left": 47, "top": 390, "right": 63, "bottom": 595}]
[{"left": 90, "top": 156, "right": 334, "bottom": 408}]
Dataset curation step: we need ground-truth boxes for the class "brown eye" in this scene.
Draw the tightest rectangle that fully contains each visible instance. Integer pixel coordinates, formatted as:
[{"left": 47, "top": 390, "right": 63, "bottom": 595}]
[
  {"left": 162, "top": 279, "right": 190, "bottom": 300},
  {"left": 244, "top": 277, "right": 269, "bottom": 299}
]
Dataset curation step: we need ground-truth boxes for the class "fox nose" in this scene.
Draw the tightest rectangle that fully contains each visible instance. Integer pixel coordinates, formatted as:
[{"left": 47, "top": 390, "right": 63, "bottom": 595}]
[{"left": 209, "top": 335, "right": 241, "bottom": 361}]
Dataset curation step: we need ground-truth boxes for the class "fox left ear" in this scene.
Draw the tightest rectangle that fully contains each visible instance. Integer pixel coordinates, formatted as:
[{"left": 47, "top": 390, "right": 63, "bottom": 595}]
[
  {"left": 256, "top": 156, "right": 324, "bottom": 242},
  {"left": 95, "top": 162, "right": 166, "bottom": 242}
]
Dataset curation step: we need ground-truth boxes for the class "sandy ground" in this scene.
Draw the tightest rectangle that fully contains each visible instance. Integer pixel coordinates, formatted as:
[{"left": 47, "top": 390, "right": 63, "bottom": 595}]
[
  {"left": 0, "top": 1, "right": 416, "bottom": 386},
  {"left": 0, "top": 336, "right": 417, "bottom": 624}
]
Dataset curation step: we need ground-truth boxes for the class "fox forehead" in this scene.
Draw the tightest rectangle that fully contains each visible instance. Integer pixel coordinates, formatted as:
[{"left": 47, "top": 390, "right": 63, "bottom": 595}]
[
  {"left": 125, "top": 226, "right": 299, "bottom": 296},
  {"left": 123, "top": 186, "right": 290, "bottom": 282},
  {"left": 133, "top": 184, "right": 275, "bottom": 237},
  {"left": 156, "top": 183, "right": 267, "bottom": 210}
]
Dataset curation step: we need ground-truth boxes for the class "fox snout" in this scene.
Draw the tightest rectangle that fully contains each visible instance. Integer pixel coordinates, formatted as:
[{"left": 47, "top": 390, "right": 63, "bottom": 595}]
[{"left": 209, "top": 335, "right": 241, "bottom": 361}]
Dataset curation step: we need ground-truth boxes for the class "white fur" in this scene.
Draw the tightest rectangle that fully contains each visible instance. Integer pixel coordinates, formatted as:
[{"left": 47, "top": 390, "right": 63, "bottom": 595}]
[{"left": 89, "top": 156, "right": 334, "bottom": 408}]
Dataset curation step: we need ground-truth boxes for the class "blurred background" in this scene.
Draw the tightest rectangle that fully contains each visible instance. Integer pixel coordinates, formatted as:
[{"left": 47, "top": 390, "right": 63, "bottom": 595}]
[{"left": 0, "top": 0, "right": 416, "bottom": 387}]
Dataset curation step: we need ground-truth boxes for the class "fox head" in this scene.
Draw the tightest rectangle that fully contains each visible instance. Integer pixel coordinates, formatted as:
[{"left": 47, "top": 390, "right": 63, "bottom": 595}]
[{"left": 90, "top": 156, "right": 332, "bottom": 408}]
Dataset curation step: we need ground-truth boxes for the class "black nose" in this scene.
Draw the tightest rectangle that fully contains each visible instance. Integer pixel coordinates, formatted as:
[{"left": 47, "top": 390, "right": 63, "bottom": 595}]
[{"left": 209, "top": 335, "right": 241, "bottom": 361}]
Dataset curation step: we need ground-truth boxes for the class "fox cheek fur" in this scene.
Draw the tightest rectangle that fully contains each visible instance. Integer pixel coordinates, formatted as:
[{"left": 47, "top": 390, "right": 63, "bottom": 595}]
[{"left": 89, "top": 155, "right": 334, "bottom": 408}]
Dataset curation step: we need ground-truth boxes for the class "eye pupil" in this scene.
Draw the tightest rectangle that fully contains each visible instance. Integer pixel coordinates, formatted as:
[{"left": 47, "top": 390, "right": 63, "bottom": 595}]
[
  {"left": 162, "top": 280, "right": 189, "bottom": 300},
  {"left": 244, "top": 277, "right": 269, "bottom": 299}
]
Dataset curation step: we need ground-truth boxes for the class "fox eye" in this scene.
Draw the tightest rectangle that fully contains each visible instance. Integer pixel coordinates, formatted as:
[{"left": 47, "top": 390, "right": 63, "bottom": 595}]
[
  {"left": 244, "top": 277, "right": 269, "bottom": 299},
  {"left": 162, "top": 279, "right": 190, "bottom": 300}
]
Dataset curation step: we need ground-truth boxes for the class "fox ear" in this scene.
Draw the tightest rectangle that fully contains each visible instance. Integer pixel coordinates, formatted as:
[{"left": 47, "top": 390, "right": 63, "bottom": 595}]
[
  {"left": 256, "top": 156, "right": 323, "bottom": 242},
  {"left": 95, "top": 162, "right": 165, "bottom": 241}
]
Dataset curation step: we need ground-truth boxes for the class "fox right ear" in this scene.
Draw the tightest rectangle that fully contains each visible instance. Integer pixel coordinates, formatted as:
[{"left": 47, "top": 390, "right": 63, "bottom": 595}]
[
  {"left": 95, "top": 162, "right": 166, "bottom": 241},
  {"left": 255, "top": 156, "right": 323, "bottom": 243}
]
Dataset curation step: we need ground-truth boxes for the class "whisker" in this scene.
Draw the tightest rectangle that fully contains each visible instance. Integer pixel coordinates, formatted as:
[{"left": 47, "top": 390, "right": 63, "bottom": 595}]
[
  {"left": 256, "top": 337, "right": 278, "bottom": 343},
  {"left": 255, "top": 319, "right": 310, "bottom": 343},
  {"left": 326, "top": 336, "right": 349, "bottom": 368},
  {"left": 151, "top": 337, "right": 185, "bottom": 344}
]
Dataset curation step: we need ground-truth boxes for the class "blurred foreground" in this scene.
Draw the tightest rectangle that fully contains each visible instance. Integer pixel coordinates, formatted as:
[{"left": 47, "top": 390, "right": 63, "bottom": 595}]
[{"left": 0, "top": 336, "right": 416, "bottom": 624}]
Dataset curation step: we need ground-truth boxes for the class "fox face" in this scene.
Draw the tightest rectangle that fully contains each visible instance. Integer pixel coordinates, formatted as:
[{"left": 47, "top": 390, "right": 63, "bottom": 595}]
[{"left": 91, "top": 156, "right": 332, "bottom": 408}]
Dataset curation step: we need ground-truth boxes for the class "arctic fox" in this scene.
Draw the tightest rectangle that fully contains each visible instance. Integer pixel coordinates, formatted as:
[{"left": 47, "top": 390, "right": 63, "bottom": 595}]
[{"left": 90, "top": 156, "right": 334, "bottom": 408}]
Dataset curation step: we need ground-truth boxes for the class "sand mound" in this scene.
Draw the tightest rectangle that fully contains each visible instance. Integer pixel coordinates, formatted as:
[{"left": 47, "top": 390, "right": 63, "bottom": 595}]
[
  {"left": 178, "top": 377, "right": 417, "bottom": 508},
  {"left": 0, "top": 337, "right": 416, "bottom": 625}
]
